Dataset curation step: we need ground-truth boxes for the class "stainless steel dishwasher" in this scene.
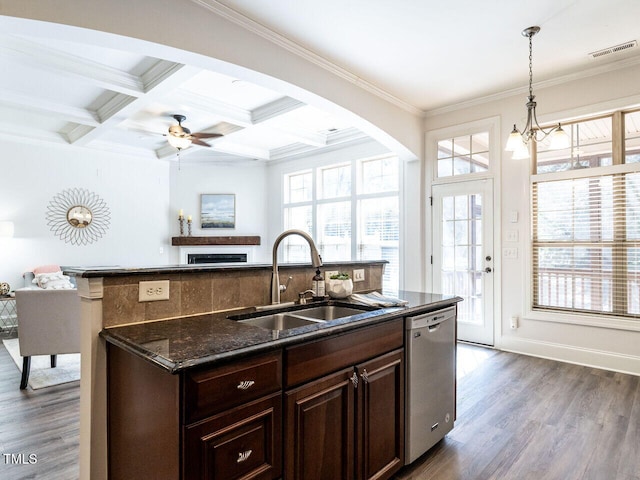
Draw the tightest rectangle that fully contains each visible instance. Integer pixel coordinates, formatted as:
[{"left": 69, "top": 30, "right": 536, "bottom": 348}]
[{"left": 405, "top": 305, "right": 456, "bottom": 464}]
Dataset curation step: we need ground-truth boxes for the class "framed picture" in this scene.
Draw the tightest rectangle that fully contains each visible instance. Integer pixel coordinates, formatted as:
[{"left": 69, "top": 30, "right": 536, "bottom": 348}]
[{"left": 201, "top": 194, "right": 236, "bottom": 229}]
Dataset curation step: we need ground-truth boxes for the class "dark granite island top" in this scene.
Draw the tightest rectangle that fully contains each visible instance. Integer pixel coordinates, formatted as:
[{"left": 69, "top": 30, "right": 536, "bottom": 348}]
[
  {"left": 100, "top": 290, "right": 462, "bottom": 373},
  {"left": 64, "top": 260, "right": 386, "bottom": 278}
]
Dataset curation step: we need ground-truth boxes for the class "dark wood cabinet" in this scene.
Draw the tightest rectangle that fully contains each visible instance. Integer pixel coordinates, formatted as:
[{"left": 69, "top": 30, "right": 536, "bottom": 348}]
[
  {"left": 108, "top": 347, "right": 282, "bottom": 480},
  {"left": 108, "top": 317, "right": 406, "bottom": 480},
  {"left": 285, "top": 367, "right": 356, "bottom": 480},
  {"left": 283, "top": 320, "right": 404, "bottom": 480},
  {"left": 184, "top": 393, "right": 282, "bottom": 480},
  {"left": 356, "top": 349, "right": 404, "bottom": 480}
]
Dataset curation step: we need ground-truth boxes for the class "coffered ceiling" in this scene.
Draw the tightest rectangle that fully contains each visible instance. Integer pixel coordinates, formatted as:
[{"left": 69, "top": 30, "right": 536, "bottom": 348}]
[{"left": 0, "top": 31, "right": 367, "bottom": 164}]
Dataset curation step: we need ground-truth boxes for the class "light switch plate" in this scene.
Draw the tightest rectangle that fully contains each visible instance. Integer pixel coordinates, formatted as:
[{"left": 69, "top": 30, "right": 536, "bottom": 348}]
[
  {"left": 505, "top": 229, "right": 519, "bottom": 242},
  {"left": 353, "top": 269, "right": 365, "bottom": 282},
  {"left": 503, "top": 247, "right": 518, "bottom": 259}
]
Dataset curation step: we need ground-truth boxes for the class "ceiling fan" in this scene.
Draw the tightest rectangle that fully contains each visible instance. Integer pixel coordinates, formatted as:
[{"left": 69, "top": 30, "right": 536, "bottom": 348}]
[{"left": 166, "top": 114, "right": 222, "bottom": 150}]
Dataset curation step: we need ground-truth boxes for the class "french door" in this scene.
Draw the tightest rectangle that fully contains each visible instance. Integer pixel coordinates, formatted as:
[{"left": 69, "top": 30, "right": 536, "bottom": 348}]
[{"left": 432, "top": 179, "right": 494, "bottom": 345}]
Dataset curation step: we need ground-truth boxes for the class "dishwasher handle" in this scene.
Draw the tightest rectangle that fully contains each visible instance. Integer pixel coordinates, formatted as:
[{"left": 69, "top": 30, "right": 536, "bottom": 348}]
[{"left": 407, "top": 306, "right": 456, "bottom": 330}]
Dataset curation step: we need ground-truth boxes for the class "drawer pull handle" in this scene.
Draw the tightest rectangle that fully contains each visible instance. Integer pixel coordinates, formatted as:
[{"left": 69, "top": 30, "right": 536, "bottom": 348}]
[
  {"left": 237, "top": 380, "right": 255, "bottom": 390},
  {"left": 237, "top": 449, "right": 252, "bottom": 463},
  {"left": 361, "top": 368, "right": 370, "bottom": 384}
]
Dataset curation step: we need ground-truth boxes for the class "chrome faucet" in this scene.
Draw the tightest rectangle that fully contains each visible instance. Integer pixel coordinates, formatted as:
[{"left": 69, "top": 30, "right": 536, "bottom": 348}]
[{"left": 271, "top": 229, "right": 322, "bottom": 304}]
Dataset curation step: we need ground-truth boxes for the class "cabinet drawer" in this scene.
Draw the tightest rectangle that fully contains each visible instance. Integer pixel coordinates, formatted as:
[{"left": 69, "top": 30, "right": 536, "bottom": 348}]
[
  {"left": 285, "top": 318, "right": 403, "bottom": 387},
  {"left": 184, "top": 393, "right": 282, "bottom": 480},
  {"left": 184, "top": 351, "right": 282, "bottom": 423}
]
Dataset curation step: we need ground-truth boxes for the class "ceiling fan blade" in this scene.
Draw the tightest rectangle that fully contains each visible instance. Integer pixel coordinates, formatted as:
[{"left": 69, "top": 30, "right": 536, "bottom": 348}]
[
  {"left": 192, "top": 132, "right": 223, "bottom": 139},
  {"left": 191, "top": 138, "right": 212, "bottom": 147}
]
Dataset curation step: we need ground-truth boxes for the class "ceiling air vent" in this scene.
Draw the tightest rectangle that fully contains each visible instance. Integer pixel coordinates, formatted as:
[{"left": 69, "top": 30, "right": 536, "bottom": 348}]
[{"left": 589, "top": 40, "right": 637, "bottom": 59}]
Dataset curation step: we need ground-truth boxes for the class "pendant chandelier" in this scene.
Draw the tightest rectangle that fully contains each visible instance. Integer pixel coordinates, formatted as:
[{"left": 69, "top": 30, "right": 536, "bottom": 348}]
[{"left": 505, "top": 26, "right": 570, "bottom": 159}]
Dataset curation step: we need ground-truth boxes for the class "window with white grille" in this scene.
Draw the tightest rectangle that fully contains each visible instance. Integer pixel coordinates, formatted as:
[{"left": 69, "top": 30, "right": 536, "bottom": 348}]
[
  {"left": 532, "top": 110, "right": 640, "bottom": 320},
  {"left": 283, "top": 155, "right": 400, "bottom": 291}
]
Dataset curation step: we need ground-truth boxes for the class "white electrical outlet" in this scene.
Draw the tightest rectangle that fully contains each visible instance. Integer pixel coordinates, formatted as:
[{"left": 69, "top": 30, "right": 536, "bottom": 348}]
[
  {"left": 325, "top": 270, "right": 339, "bottom": 280},
  {"left": 353, "top": 269, "right": 365, "bottom": 282},
  {"left": 510, "top": 316, "right": 519, "bottom": 329},
  {"left": 139, "top": 280, "right": 170, "bottom": 302}
]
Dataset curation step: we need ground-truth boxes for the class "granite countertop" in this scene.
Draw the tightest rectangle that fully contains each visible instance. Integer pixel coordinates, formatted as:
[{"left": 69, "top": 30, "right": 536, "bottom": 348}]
[
  {"left": 64, "top": 260, "right": 386, "bottom": 278},
  {"left": 100, "top": 290, "right": 462, "bottom": 373}
]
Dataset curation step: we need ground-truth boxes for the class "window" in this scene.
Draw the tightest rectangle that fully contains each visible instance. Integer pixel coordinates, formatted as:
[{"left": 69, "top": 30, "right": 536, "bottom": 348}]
[
  {"left": 437, "top": 132, "right": 489, "bottom": 178},
  {"left": 536, "top": 117, "right": 613, "bottom": 173},
  {"left": 532, "top": 110, "right": 640, "bottom": 320},
  {"left": 283, "top": 155, "right": 400, "bottom": 291}
]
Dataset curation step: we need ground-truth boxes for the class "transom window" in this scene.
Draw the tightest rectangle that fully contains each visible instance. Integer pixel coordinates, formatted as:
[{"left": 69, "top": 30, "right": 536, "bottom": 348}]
[
  {"left": 283, "top": 155, "right": 400, "bottom": 292},
  {"left": 437, "top": 132, "right": 489, "bottom": 177}
]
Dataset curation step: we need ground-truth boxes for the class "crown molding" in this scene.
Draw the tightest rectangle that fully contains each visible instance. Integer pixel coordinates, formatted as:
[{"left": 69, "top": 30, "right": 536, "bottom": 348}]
[
  {"left": 190, "top": 0, "right": 422, "bottom": 116},
  {"left": 425, "top": 54, "right": 640, "bottom": 118}
]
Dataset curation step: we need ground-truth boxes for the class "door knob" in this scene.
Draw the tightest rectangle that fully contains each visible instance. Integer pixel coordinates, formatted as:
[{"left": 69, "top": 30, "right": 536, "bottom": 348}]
[{"left": 484, "top": 267, "right": 492, "bottom": 273}]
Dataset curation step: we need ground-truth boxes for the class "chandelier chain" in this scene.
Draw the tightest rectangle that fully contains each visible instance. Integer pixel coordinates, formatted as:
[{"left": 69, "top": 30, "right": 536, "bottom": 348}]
[{"left": 528, "top": 32, "right": 534, "bottom": 98}]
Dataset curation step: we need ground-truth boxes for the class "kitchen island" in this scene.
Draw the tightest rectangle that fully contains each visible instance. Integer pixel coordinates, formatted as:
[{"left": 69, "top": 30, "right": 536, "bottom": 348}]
[
  {"left": 67, "top": 262, "right": 459, "bottom": 479},
  {"left": 100, "top": 290, "right": 461, "bottom": 480}
]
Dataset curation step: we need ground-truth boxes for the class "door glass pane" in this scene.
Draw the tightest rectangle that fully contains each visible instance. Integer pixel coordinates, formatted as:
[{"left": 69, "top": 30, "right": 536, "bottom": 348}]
[{"left": 441, "top": 193, "right": 484, "bottom": 326}]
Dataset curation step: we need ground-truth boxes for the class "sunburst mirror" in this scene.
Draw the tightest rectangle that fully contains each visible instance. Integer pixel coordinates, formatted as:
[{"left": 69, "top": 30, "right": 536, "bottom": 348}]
[{"left": 46, "top": 188, "right": 111, "bottom": 245}]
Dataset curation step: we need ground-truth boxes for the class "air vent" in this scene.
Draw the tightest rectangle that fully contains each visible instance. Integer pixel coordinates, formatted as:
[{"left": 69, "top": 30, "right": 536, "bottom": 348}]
[{"left": 589, "top": 40, "right": 637, "bottom": 59}]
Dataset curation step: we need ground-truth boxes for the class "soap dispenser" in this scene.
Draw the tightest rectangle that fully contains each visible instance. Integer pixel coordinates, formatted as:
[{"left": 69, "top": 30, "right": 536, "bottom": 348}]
[{"left": 312, "top": 268, "right": 325, "bottom": 299}]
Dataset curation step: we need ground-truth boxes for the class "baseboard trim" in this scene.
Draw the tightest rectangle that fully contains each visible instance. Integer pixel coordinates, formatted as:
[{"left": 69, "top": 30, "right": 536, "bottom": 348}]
[{"left": 497, "top": 336, "right": 640, "bottom": 377}]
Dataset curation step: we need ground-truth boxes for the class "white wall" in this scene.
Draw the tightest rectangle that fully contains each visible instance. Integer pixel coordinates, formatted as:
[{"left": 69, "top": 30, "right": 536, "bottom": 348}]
[
  {"left": 0, "top": 139, "right": 170, "bottom": 289},
  {"left": 422, "top": 62, "right": 640, "bottom": 375},
  {"left": 169, "top": 160, "right": 269, "bottom": 262}
]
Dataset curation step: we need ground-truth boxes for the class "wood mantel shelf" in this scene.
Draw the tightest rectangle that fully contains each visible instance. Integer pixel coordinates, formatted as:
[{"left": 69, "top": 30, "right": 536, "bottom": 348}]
[{"left": 171, "top": 236, "right": 261, "bottom": 246}]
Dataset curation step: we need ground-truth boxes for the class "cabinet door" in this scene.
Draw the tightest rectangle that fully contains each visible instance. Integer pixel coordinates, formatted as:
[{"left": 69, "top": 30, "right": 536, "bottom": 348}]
[
  {"left": 356, "top": 349, "right": 404, "bottom": 480},
  {"left": 183, "top": 393, "right": 282, "bottom": 480},
  {"left": 285, "top": 367, "right": 355, "bottom": 480}
]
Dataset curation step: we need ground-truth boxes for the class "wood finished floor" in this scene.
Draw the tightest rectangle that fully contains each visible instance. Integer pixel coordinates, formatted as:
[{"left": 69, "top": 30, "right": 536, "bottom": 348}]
[
  {"left": 0, "top": 336, "right": 79, "bottom": 480},
  {"left": 395, "top": 344, "right": 640, "bottom": 480},
  {"left": 0, "top": 339, "right": 638, "bottom": 479}
]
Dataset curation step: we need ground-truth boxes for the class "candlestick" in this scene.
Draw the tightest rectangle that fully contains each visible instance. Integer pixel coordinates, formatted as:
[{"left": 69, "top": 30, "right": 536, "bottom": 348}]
[
  {"left": 187, "top": 218, "right": 192, "bottom": 236},
  {"left": 178, "top": 217, "right": 184, "bottom": 236}
]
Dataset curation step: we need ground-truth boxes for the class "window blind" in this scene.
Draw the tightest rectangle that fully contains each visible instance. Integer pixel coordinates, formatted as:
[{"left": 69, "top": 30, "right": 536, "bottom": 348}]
[{"left": 532, "top": 172, "right": 640, "bottom": 318}]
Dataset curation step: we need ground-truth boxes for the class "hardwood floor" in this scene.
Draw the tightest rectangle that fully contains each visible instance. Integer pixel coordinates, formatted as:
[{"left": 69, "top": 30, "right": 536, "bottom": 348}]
[
  {"left": 0, "top": 339, "right": 638, "bottom": 480},
  {"left": 0, "top": 336, "right": 79, "bottom": 480},
  {"left": 395, "top": 343, "right": 640, "bottom": 480}
]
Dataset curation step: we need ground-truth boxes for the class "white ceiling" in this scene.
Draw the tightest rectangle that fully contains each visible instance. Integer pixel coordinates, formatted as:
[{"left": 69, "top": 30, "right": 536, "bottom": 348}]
[{"left": 2, "top": 0, "right": 640, "bottom": 164}]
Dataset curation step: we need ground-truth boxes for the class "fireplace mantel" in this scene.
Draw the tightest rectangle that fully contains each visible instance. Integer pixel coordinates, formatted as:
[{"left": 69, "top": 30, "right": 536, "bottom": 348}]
[{"left": 171, "top": 236, "right": 261, "bottom": 246}]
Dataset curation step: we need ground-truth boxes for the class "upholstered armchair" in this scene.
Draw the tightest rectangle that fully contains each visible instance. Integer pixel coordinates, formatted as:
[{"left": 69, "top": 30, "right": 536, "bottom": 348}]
[{"left": 15, "top": 267, "right": 81, "bottom": 389}]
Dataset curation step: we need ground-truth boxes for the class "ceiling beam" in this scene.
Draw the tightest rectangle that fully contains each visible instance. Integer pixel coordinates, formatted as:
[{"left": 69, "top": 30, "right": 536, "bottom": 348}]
[
  {"left": 68, "top": 62, "right": 203, "bottom": 147},
  {"left": 0, "top": 34, "right": 144, "bottom": 96},
  {"left": 0, "top": 90, "right": 99, "bottom": 126}
]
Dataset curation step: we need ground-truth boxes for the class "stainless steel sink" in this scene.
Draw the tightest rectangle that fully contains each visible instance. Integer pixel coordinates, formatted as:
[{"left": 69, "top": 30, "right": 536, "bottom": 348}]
[
  {"left": 231, "top": 303, "right": 375, "bottom": 331},
  {"left": 292, "top": 305, "right": 370, "bottom": 321},
  {"left": 239, "top": 313, "right": 321, "bottom": 330}
]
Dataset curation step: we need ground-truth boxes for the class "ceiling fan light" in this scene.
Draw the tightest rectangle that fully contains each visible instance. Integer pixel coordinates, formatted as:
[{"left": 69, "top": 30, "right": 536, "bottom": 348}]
[
  {"left": 548, "top": 126, "right": 571, "bottom": 150},
  {"left": 505, "top": 126, "right": 524, "bottom": 152},
  {"left": 167, "top": 135, "right": 192, "bottom": 150}
]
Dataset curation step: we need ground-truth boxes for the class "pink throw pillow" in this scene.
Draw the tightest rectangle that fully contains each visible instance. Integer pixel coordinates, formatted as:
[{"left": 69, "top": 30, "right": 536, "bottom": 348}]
[{"left": 32, "top": 264, "right": 61, "bottom": 275}]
